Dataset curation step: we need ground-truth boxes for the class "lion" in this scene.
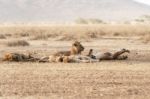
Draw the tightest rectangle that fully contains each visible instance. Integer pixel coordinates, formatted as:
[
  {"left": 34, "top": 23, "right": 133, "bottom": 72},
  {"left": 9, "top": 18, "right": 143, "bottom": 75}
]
[
  {"left": 86, "top": 49, "right": 96, "bottom": 59},
  {"left": 38, "top": 54, "right": 66, "bottom": 63},
  {"left": 46, "top": 55, "right": 63, "bottom": 63},
  {"left": 89, "top": 49, "right": 130, "bottom": 61},
  {"left": 2, "top": 52, "right": 39, "bottom": 62},
  {"left": 57, "top": 49, "right": 99, "bottom": 63},
  {"left": 61, "top": 55, "right": 98, "bottom": 63},
  {"left": 53, "top": 41, "right": 84, "bottom": 56},
  {"left": 48, "top": 48, "right": 98, "bottom": 63},
  {"left": 48, "top": 41, "right": 84, "bottom": 63}
]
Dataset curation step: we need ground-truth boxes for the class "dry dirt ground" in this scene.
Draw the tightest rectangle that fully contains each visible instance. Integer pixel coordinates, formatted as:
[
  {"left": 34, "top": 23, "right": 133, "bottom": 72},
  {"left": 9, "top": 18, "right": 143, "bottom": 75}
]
[{"left": 0, "top": 36, "right": 150, "bottom": 99}]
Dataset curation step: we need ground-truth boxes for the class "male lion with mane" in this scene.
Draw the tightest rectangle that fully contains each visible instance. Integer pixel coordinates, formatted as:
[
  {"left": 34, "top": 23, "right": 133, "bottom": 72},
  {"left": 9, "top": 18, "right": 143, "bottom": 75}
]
[
  {"left": 48, "top": 41, "right": 84, "bottom": 62},
  {"left": 54, "top": 41, "right": 84, "bottom": 56}
]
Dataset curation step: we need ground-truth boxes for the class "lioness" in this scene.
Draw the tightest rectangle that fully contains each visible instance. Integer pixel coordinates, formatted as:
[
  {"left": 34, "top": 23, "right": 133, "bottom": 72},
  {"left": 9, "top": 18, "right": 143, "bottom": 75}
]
[
  {"left": 56, "top": 49, "right": 99, "bottom": 63},
  {"left": 2, "top": 53, "right": 39, "bottom": 62},
  {"left": 62, "top": 55, "right": 98, "bottom": 63},
  {"left": 90, "top": 49, "right": 130, "bottom": 61}
]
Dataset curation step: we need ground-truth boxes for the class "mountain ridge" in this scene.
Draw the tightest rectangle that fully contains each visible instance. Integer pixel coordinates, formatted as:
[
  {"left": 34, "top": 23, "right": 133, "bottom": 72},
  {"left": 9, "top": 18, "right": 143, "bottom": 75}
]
[{"left": 0, "top": 0, "right": 150, "bottom": 22}]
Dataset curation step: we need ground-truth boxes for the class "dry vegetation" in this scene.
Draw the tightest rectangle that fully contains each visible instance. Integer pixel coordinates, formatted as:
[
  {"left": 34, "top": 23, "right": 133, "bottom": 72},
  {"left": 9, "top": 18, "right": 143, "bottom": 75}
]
[
  {"left": 140, "top": 33, "right": 150, "bottom": 43},
  {"left": 6, "top": 40, "right": 30, "bottom": 47},
  {"left": 0, "top": 34, "right": 6, "bottom": 39},
  {"left": 0, "top": 24, "right": 150, "bottom": 99},
  {"left": 0, "top": 24, "right": 150, "bottom": 42}
]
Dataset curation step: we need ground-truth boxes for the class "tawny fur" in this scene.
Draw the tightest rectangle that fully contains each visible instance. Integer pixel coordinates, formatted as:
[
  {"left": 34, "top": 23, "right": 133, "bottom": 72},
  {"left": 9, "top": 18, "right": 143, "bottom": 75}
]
[
  {"left": 49, "top": 48, "right": 98, "bottom": 63},
  {"left": 49, "top": 41, "right": 84, "bottom": 62},
  {"left": 91, "top": 49, "right": 130, "bottom": 61},
  {"left": 61, "top": 55, "right": 99, "bottom": 63},
  {"left": 53, "top": 41, "right": 84, "bottom": 56},
  {"left": 59, "top": 49, "right": 99, "bottom": 63},
  {"left": 2, "top": 53, "right": 39, "bottom": 62}
]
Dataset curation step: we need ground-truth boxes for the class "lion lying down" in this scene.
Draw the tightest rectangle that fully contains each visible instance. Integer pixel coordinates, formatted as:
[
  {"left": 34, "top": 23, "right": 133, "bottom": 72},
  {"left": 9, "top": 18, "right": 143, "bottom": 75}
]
[
  {"left": 2, "top": 41, "right": 85, "bottom": 62},
  {"left": 1, "top": 41, "right": 130, "bottom": 63},
  {"left": 2, "top": 53, "right": 39, "bottom": 62},
  {"left": 89, "top": 48, "right": 130, "bottom": 61},
  {"left": 39, "top": 41, "right": 85, "bottom": 63},
  {"left": 2, "top": 49, "right": 130, "bottom": 63},
  {"left": 48, "top": 48, "right": 130, "bottom": 63}
]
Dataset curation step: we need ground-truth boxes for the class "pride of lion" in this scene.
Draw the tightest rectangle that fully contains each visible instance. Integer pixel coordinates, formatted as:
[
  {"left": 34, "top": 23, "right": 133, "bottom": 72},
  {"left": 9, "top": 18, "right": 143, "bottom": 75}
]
[{"left": 2, "top": 41, "right": 130, "bottom": 63}]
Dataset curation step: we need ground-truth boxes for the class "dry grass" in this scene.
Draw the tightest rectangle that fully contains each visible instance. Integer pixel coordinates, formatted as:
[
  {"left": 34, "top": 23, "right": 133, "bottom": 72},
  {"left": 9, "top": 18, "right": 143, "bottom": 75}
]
[
  {"left": 6, "top": 40, "right": 30, "bottom": 47},
  {"left": 140, "top": 33, "right": 150, "bottom": 43},
  {"left": 15, "top": 32, "right": 30, "bottom": 37},
  {"left": 0, "top": 34, "right": 6, "bottom": 39},
  {"left": 0, "top": 24, "right": 150, "bottom": 41},
  {"left": 30, "top": 34, "right": 51, "bottom": 40}
]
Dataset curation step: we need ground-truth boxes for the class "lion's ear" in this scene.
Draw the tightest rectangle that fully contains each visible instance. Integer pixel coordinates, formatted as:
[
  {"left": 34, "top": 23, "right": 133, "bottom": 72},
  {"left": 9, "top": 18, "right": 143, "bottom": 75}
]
[{"left": 73, "top": 43, "right": 77, "bottom": 46}]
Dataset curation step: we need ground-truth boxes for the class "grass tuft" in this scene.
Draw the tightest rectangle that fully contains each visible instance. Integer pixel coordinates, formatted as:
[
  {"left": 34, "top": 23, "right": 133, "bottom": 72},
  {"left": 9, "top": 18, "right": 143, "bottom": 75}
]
[
  {"left": 6, "top": 40, "right": 30, "bottom": 47},
  {"left": 0, "top": 34, "right": 6, "bottom": 39}
]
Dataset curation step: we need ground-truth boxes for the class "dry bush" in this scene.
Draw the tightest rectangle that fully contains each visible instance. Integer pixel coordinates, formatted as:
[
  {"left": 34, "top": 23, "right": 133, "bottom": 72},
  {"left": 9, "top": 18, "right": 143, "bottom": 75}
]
[
  {"left": 141, "top": 34, "right": 150, "bottom": 43},
  {"left": 0, "top": 34, "right": 6, "bottom": 39},
  {"left": 113, "top": 32, "right": 120, "bottom": 36},
  {"left": 30, "top": 33, "right": 59, "bottom": 40},
  {"left": 56, "top": 32, "right": 95, "bottom": 41},
  {"left": 5, "top": 33, "right": 12, "bottom": 37},
  {"left": 13, "top": 32, "right": 30, "bottom": 38},
  {"left": 57, "top": 35, "right": 91, "bottom": 42},
  {"left": 6, "top": 40, "right": 30, "bottom": 47},
  {"left": 57, "top": 35, "right": 77, "bottom": 41},
  {"left": 87, "top": 32, "right": 97, "bottom": 38},
  {"left": 18, "top": 32, "right": 30, "bottom": 37},
  {"left": 75, "top": 18, "right": 104, "bottom": 24},
  {"left": 30, "top": 34, "right": 49, "bottom": 40}
]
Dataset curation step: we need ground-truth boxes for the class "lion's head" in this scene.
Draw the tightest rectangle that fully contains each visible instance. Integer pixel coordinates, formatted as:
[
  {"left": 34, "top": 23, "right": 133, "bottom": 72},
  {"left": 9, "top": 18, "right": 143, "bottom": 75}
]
[
  {"left": 71, "top": 41, "right": 84, "bottom": 55},
  {"left": 3, "top": 53, "right": 13, "bottom": 61}
]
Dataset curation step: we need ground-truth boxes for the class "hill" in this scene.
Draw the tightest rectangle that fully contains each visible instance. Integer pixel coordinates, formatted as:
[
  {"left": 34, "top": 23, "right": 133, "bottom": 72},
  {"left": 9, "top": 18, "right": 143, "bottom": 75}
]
[{"left": 0, "top": 0, "right": 150, "bottom": 22}]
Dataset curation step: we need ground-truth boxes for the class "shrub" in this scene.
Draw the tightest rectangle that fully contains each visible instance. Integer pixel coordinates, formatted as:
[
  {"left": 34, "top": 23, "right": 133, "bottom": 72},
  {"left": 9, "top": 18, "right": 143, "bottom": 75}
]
[
  {"left": 6, "top": 40, "right": 30, "bottom": 47},
  {"left": 30, "top": 35, "right": 49, "bottom": 40},
  {"left": 0, "top": 34, "right": 6, "bottom": 39},
  {"left": 75, "top": 18, "right": 104, "bottom": 24},
  {"left": 75, "top": 18, "right": 88, "bottom": 24},
  {"left": 141, "top": 34, "right": 150, "bottom": 43},
  {"left": 88, "top": 18, "right": 104, "bottom": 24}
]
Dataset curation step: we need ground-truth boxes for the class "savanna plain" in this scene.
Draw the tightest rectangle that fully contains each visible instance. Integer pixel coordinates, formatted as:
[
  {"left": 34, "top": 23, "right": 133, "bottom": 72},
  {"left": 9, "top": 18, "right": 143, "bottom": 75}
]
[{"left": 0, "top": 24, "right": 150, "bottom": 99}]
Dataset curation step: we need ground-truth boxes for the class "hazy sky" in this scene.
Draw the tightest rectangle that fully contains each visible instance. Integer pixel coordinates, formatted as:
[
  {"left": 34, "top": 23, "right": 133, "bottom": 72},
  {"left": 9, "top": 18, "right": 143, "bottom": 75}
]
[{"left": 134, "top": 0, "right": 150, "bottom": 5}]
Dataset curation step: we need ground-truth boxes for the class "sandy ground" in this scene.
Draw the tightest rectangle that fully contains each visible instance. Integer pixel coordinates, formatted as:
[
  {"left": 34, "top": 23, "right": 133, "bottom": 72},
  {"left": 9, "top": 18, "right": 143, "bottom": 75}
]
[{"left": 0, "top": 37, "right": 150, "bottom": 99}]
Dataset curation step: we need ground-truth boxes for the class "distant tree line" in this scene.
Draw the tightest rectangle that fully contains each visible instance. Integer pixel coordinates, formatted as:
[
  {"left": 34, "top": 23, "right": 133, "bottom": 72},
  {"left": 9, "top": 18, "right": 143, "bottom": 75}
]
[
  {"left": 75, "top": 18, "right": 105, "bottom": 24},
  {"left": 135, "top": 15, "right": 150, "bottom": 22},
  {"left": 75, "top": 15, "right": 150, "bottom": 24}
]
